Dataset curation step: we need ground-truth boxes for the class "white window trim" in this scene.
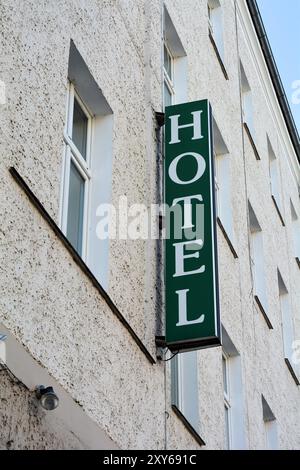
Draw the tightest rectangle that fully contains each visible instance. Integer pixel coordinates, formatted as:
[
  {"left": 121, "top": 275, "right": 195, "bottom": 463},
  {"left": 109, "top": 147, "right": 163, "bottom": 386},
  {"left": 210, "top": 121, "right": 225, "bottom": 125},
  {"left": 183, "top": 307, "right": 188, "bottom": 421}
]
[
  {"left": 208, "top": 4, "right": 214, "bottom": 35},
  {"left": 61, "top": 82, "right": 93, "bottom": 261}
]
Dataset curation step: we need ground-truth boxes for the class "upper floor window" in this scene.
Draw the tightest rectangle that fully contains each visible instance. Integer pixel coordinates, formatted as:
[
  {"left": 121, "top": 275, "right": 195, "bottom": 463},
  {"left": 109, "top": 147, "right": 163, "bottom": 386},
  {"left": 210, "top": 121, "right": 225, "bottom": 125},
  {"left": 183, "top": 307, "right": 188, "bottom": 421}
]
[
  {"left": 262, "top": 396, "right": 278, "bottom": 450},
  {"left": 164, "top": 8, "right": 203, "bottom": 445},
  {"left": 222, "top": 326, "right": 246, "bottom": 449},
  {"left": 268, "top": 137, "right": 284, "bottom": 224},
  {"left": 208, "top": 0, "right": 224, "bottom": 61},
  {"left": 163, "top": 7, "right": 187, "bottom": 109},
  {"left": 60, "top": 41, "right": 113, "bottom": 289},
  {"left": 248, "top": 202, "right": 270, "bottom": 327},
  {"left": 278, "top": 270, "right": 299, "bottom": 384},
  {"left": 63, "top": 84, "right": 92, "bottom": 257},
  {"left": 290, "top": 200, "right": 300, "bottom": 266},
  {"left": 164, "top": 42, "right": 175, "bottom": 107}
]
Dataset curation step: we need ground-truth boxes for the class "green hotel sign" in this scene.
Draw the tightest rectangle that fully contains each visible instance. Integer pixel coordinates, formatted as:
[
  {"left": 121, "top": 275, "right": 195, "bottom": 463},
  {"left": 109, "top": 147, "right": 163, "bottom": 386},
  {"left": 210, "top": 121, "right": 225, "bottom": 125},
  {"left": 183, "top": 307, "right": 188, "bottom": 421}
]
[{"left": 165, "top": 99, "right": 221, "bottom": 352}]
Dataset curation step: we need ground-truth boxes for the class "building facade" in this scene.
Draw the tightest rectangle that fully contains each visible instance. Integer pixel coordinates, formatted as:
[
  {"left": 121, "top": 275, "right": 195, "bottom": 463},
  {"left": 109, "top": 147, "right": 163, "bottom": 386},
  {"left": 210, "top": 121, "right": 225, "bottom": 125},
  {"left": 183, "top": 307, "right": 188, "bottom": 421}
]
[{"left": 0, "top": 0, "right": 300, "bottom": 450}]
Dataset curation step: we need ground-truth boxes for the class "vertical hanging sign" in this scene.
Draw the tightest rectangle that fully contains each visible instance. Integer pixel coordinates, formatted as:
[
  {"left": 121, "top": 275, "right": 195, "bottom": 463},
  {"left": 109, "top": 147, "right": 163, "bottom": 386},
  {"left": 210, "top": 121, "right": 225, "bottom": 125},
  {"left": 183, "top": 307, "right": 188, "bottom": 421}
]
[{"left": 165, "top": 99, "right": 221, "bottom": 351}]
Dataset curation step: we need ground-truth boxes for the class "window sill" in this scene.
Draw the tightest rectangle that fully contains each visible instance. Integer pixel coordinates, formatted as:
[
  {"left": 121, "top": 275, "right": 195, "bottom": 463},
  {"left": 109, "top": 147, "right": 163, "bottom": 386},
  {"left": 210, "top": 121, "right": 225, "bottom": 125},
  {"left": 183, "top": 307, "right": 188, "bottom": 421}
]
[
  {"left": 217, "top": 217, "right": 238, "bottom": 259},
  {"left": 285, "top": 358, "right": 300, "bottom": 386},
  {"left": 254, "top": 295, "right": 273, "bottom": 329},
  {"left": 271, "top": 195, "right": 285, "bottom": 227},
  {"left": 172, "top": 405, "right": 206, "bottom": 447},
  {"left": 208, "top": 31, "right": 229, "bottom": 81},
  {"left": 243, "top": 123, "right": 260, "bottom": 160}
]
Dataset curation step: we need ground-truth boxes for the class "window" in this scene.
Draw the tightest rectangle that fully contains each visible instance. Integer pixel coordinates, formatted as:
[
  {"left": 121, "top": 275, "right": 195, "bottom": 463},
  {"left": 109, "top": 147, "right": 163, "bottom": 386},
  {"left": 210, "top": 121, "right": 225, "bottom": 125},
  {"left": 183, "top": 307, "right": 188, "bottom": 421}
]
[
  {"left": 208, "top": 0, "right": 224, "bottom": 61},
  {"left": 164, "top": 42, "right": 175, "bottom": 107},
  {"left": 262, "top": 396, "right": 278, "bottom": 450},
  {"left": 213, "top": 118, "right": 237, "bottom": 256},
  {"left": 291, "top": 200, "right": 300, "bottom": 266},
  {"left": 60, "top": 41, "right": 113, "bottom": 289},
  {"left": 240, "top": 62, "right": 255, "bottom": 143},
  {"left": 0, "top": 79, "right": 5, "bottom": 105},
  {"left": 278, "top": 270, "right": 299, "bottom": 384},
  {"left": 222, "top": 326, "right": 246, "bottom": 449},
  {"left": 248, "top": 202, "right": 270, "bottom": 327},
  {"left": 163, "top": 8, "right": 187, "bottom": 107},
  {"left": 171, "top": 352, "right": 201, "bottom": 440},
  {"left": 268, "top": 138, "right": 284, "bottom": 223}
]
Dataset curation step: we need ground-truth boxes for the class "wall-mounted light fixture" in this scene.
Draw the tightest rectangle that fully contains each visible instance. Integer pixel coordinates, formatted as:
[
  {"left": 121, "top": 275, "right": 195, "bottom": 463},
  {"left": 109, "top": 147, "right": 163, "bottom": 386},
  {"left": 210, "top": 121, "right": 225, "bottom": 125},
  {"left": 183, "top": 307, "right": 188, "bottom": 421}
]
[
  {"left": 0, "top": 334, "right": 7, "bottom": 342},
  {"left": 35, "top": 385, "right": 59, "bottom": 411}
]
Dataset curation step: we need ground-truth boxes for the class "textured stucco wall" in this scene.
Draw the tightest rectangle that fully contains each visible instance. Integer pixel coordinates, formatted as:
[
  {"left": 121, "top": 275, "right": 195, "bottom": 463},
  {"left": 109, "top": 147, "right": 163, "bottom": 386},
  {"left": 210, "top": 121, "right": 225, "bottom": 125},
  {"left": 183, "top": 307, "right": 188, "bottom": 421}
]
[
  {"left": 0, "top": 367, "right": 85, "bottom": 450},
  {"left": 0, "top": 0, "right": 299, "bottom": 450}
]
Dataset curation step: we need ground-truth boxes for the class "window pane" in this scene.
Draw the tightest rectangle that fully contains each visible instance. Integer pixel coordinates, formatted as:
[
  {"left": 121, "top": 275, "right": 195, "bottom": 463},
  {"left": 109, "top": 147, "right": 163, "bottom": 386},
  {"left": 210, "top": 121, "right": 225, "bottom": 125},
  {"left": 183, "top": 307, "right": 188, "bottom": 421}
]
[
  {"left": 164, "top": 82, "right": 172, "bottom": 108},
  {"left": 164, "top": 44, "right": 172, "bottom": 80},
  {"left": 67, "top": 160, "right": 85, "bottom": 255},
  {"left": 72, "top": 97, "right": 88, "bottom": 159}
]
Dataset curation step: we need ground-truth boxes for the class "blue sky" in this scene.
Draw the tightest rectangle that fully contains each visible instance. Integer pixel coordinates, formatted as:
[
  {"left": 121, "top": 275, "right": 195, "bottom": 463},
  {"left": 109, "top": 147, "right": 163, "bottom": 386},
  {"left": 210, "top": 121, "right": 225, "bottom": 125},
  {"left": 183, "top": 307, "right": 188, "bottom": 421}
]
[{"left": 257, "top": 0, "right": 300, "bottom": 133}]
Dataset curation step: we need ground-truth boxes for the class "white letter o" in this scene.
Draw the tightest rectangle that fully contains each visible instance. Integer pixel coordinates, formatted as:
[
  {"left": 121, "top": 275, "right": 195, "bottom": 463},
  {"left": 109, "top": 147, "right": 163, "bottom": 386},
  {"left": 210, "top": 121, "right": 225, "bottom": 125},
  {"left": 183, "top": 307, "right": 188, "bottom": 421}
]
[{"left": 168, "top": 152, "right": 206, "bottom": 185}]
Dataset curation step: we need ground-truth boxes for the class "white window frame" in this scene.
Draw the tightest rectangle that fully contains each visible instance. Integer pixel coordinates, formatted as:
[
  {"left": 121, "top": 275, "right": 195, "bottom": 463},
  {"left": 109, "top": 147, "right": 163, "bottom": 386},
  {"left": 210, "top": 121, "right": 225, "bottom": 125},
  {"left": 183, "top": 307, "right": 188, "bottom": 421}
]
[
  {"left": 61, "top": 83, "right": 93, "bottom": 260},
  {"left": 163, "top": 41, "right": 175, "bottom": 107}
]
